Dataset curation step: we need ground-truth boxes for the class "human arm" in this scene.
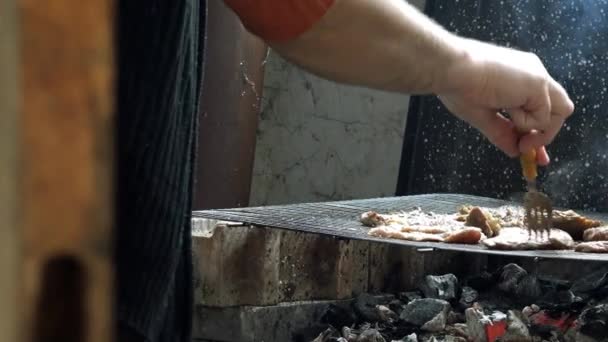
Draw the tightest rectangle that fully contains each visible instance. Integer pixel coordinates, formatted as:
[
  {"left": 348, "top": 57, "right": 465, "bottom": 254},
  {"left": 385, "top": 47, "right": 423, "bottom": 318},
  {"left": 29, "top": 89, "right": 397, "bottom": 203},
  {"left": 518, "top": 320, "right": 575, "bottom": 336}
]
[{"left": 224, "top": 0, "right": 574, "bottom": 162}]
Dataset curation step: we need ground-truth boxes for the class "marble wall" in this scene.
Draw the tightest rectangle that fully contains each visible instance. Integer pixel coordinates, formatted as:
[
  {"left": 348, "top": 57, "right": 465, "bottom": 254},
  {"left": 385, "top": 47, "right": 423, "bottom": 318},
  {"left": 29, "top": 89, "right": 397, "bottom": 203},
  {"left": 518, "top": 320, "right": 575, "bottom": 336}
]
[{"left": 249, "top": 0, "right": 426, "bottom": 206}]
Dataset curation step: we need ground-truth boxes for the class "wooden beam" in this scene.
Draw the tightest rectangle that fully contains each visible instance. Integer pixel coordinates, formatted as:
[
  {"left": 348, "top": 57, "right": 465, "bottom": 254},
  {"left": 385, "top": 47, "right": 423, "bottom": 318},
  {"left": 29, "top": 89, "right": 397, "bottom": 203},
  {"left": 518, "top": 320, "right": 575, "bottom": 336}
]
[
  {"left": 17, "top": 0, "right": 115, "bottom": 341},
  {"left": 194, "top": 0, "right": 267, "bottom": 209},
  {"left": 0, "top": 0, "right": 20, "bottom": 340}
]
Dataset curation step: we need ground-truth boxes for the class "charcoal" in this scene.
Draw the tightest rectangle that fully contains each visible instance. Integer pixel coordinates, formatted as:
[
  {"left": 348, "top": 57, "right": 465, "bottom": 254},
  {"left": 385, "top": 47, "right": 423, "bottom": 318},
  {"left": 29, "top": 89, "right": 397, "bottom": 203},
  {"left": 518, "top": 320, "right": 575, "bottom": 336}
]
[
  {"left": 569, "top": 333, "right": 603, "bottom": 342},
  {"left": 515, "top": 274, "right": 542, "bottom": 300},
  {"left": 529, "top": 311, "right": 576, "bottom": 338},
  {"left": 475, "top": 289, "right": 518, "bottom": 312},
  {"left": 578, "top": 304, "right": 608, "bottom": 340},
  {"left": 522, "top": 304, "right": 541, "bottom": 318},
  {"left": 447, "top": 311, "right": 465, "bottom": 324},
  {"left": 537, "top": 290, "right": 584, "bottom": 312},
  {"left": 538, "top": 276, "right": 571, "bottom": 291},
  {"left": 312, "top": 327, "right": 342, "bottom": 342},
  {"left": 389, "top": 299, "right": 404, "bottom": 315},
  {"left": 357, "top": 329, "right": 385, "bottom": 342},
  {"left": 353, "top": 293, "right": 383, "bottom": 322},
  {"left": 377, "top": 305, "right": 398, "bottom": 322},
  {"left": 391, "top": 333, "right": 418, "bottom": 342},
  {"left": 571, "top": 269, "right": 608, "bottom": 300},
  {"left": 400, "top": 298, "right": 450, "bottom": 327},
  {"left": 399, "top": 291, "right": 423, "bottom": 303},
  {"left": 420, "top": 307, "right": 448, "bottom": 332},
  {"left": 464, "top": 271, "right": 496, "bottom": 291},
  {"left": 445, "top": 323, "right": 468, "bottom": 338},
  {"left": 495, "top": 264, "right": 543, "bottom": 303},
  {"left": 498, "top": 264, "right": 528, "bottom": 293},
  {"left": 501, "top": 310, "right": 531, "bottom": 342},
  {"left": 562, "top": 327, "right": 577, "bottom": 342},
  {"left": 458, "top": 286, "right": 478, "bottom": 309},
  {"left": 464, "top": 308, "right": 488, "bottom": 342},
  {"left": 322, "top": 304, "right": 357, "bottom": 328},
  {"left": 358, "top": 323, "right": 372, "bottom": 331},
  {"left": 547, "top": 330, "right": 565, "bottom": 342},
  {"left": 419, "top": 274, "right": 459, "bottom": 301},
  {"left": 341, "top": 327, "right": 357, "bottom": 341},
  {"left": 443, "top": 336, "right": 466, "bottom": 342}
]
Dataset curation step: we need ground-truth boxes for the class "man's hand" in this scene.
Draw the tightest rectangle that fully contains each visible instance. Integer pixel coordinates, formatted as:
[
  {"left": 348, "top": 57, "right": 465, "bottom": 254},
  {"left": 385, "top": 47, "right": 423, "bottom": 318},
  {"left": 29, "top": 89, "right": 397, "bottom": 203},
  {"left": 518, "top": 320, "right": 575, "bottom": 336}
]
[{"left": 434, "top": 39, "right": 574, "bottom": 165}]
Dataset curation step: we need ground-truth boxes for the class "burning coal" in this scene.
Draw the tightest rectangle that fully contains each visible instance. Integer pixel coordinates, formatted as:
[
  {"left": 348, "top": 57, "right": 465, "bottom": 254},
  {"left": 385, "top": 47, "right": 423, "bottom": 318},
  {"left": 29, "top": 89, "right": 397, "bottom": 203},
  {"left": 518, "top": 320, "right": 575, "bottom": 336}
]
[{"left": 312, "top": 263, "right": 608, "bottom": 342}]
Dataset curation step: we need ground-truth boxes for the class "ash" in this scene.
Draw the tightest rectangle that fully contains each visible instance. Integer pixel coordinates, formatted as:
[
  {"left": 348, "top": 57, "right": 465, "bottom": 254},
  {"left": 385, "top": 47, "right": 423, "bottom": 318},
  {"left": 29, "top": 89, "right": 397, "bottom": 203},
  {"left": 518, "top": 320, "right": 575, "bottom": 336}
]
[{"left": 312, "top": 263, "right": 608, "bottom": 342}]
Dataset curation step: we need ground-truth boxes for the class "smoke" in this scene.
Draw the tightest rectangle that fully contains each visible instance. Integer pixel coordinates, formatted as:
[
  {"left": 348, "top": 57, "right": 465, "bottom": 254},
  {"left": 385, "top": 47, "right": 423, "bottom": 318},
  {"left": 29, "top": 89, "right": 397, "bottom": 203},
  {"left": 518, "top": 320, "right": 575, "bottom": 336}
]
[
  {"left": 415, "top": 0, "right": 608, "bottom": 210},
  {"left": 502, "top": 0, "right": 608, "bottom": 211},
  {"left": 543, "top": 134, "right": 608, "bottom": 211}
]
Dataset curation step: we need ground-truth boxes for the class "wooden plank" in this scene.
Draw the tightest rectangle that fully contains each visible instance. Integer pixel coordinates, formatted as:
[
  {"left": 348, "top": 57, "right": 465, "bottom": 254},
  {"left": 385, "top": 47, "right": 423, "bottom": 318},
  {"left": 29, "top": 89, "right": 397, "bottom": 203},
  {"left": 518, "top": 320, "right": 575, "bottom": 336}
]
[
  {"left": 194, "top": 0, "right": 267, "bottom": 210},
  {"left": 18, "top": 0, "right": 115, "bottom": 341},
  {"left": 0, "top": 0, "right": 20, "bottom": 340}
]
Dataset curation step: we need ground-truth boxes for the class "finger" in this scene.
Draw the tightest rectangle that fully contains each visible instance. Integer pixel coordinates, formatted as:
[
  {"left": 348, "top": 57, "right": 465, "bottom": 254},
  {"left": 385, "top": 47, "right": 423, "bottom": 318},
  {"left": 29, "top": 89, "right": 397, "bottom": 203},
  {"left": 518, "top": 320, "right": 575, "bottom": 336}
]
[
  {"left": 475, "top": 111, "right": 519, "bottom": 157},
  {"left": 518, "top": 115, "right": 564, "bottom": 151},
  {"left": 522, "top": 81, "right": 552, "bottom": 129},
  {"left": 509, "top": 107, "right": 534, "bottom": 133},
  {"left": 536, "top": 146, "right": 550, "bottom": 166},
  {"left": 548, "top": 78, "right": 575, "bottom": 118},
  {"left": 517, "top": 131, "right": 550, "bottom": 165},
  {"left": 508, "top": 103, "right": 550, "bottom": 134}
]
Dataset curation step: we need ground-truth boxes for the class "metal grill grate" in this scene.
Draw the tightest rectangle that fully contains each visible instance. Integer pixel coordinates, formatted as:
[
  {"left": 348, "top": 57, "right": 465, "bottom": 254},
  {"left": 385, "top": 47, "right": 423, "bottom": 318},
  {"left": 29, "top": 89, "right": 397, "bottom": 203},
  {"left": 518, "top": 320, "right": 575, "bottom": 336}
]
[{"left": 193, "top": 194, "right": 608, "bottom": 261}]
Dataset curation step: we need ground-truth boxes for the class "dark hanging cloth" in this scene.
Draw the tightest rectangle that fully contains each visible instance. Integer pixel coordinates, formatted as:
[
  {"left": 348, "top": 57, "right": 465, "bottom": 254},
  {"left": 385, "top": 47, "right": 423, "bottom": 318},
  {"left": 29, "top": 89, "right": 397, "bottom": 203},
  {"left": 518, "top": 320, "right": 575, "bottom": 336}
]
[
  {"left": 397, "top": 0, "right": 608, "bottom": 212},
  {"left": 115, "top": 1, "right": 206, "bottom": 341}
]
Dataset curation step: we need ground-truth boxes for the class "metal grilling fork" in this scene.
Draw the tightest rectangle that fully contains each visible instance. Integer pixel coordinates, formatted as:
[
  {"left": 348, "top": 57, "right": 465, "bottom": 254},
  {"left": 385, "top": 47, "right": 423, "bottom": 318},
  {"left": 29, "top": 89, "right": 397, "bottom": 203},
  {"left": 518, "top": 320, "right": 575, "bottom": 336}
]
[{"left": 520, "top": 149, "right": 553, "bottom": 239}]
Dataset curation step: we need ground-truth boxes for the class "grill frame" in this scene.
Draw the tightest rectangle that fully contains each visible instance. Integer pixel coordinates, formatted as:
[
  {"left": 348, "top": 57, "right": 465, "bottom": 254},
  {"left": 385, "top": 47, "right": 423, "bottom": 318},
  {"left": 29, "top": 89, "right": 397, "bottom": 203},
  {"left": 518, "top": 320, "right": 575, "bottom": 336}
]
[{"left": 193, "top": 194, "right": 608, "bottom": 261}]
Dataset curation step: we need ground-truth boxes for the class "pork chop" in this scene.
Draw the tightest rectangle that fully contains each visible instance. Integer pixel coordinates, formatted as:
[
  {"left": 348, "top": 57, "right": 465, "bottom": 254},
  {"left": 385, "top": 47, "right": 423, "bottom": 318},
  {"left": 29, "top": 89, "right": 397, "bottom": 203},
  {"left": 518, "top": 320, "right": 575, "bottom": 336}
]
[
  {"left": 368, "top": 226, "right": 445, "bottom": 242},
  {"left": 482, "top": 227, "right": 574, "bottom": 250},
  {"left": 552, "top": 210, "right": 602, "bottom": 240},
  {"left": 575, "top": 241, "right": 608, "bottom": 253},
  {"left": 583, "top": 227, "right": 608, "bottom": 241}
]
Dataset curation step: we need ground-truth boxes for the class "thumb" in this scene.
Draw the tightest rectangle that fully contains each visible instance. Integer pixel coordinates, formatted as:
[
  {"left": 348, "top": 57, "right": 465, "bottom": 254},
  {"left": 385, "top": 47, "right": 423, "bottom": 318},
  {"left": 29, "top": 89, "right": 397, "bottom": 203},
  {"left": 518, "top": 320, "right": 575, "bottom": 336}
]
[{"left": 474, "top": 111, "right": 519, "bottom": 158}]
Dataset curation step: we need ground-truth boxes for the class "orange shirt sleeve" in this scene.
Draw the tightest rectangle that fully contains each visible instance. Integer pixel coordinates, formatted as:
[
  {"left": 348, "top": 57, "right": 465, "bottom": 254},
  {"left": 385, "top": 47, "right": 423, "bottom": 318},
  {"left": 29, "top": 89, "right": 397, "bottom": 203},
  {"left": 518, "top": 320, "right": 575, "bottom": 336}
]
[{"left": 223, "top": 0, "right": 335, "bottom": 42}]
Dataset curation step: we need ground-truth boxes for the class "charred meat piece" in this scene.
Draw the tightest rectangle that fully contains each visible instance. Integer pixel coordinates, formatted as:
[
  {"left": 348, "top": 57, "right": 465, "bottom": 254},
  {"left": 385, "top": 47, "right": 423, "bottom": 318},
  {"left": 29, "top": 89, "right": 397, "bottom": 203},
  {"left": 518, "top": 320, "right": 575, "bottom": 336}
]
[
  {"left": 575, "top": 241, "right": 608, "bottom": 253},
  {"left": 361, "top": 208, "right": 463, "bottom": 229},
  {"left": 457, "top": 205, "right": 523, "bottom": 228},
  {"left": 443, "top": 227, "right": 483, "bottom": 244},
  {"left": 583, "top": 226, "right": 608, "bottom": 241},
  {"left": 360, "top": 211, "right": 388, "bottom": 227},
  {"left": 368, "top": 227, "right": 444, "bottom": 242},
  {"left": 368, "top": 224, "right": 482, "bottom": 244},
  {"left": 482, "top": 227, "right": 574, "bottom": 250},
  {"left": 363, "top": 208, "right": 469, "bottom": 243},
  {"left": 464, "top": 207, "right": 501, "bottom": 237},
  {"left": 400, "top": 226, "right": 448, "bottom": 234},
  {"left": 552, "top": 210, "right": 602, "bottom": 240}
]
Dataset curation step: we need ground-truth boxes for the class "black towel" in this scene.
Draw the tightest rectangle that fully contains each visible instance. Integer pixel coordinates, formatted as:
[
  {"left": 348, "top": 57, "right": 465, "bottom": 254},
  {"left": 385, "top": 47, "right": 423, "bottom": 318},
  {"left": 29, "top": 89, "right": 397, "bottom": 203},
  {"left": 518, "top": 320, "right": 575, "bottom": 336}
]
[{"left": 115, "top": 0, "right": 205, "bottom": 340}]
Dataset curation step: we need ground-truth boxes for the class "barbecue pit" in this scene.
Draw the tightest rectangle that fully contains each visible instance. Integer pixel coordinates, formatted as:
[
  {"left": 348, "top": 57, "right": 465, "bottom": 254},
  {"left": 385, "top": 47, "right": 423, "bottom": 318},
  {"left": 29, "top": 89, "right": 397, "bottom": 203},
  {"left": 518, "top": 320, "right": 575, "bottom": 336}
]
[
  {"left": 194, "top": 194, "right": 608, "bottom": 261},
  {"left": 192, "top": 194, "right": 608, "bottom": 342}
]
